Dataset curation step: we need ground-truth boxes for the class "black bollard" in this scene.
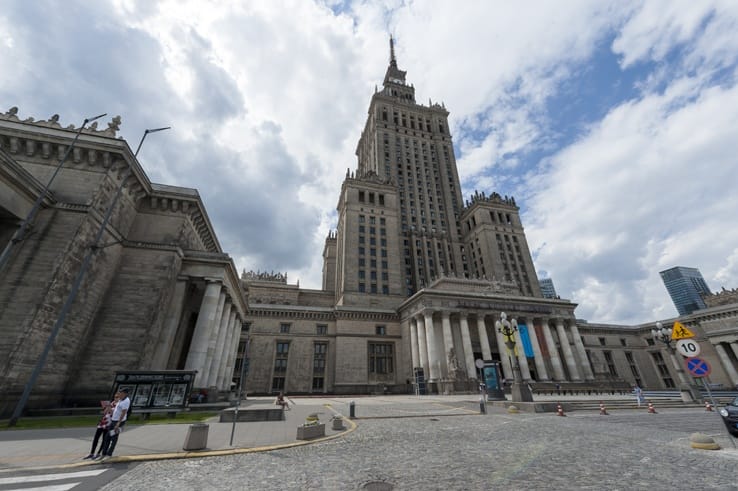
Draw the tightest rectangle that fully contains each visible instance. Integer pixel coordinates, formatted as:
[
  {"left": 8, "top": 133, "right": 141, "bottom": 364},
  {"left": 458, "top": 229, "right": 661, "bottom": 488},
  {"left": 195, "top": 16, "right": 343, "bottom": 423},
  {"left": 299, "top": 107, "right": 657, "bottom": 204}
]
[
  {"left": 479, "top": 395, "right": 486, "bottom": 414},
  {"left": 349, "top": 400, "right": 356, "bottom": 418}
]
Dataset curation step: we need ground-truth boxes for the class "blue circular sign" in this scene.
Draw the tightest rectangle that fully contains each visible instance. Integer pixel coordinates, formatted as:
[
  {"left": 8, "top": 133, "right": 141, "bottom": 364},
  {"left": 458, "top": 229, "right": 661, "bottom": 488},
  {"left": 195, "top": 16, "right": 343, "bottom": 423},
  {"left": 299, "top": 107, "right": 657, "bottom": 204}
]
[{"left": 685, "top": 357, "right": 711, "bottom": 377}]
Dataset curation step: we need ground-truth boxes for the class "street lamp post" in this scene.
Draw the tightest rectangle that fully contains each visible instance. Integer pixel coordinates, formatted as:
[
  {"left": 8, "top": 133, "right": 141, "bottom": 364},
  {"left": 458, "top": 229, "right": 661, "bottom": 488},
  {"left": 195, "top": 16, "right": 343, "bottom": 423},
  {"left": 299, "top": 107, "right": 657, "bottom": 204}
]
[
  {"left": 651, "top": 322, "right": 700, "bottom": 403},
  {"left": 7, "top": 126, "right": 170, "bottom": 427},
  {"left": 496, "top": 312, "right": 533, "bottom": 403}
]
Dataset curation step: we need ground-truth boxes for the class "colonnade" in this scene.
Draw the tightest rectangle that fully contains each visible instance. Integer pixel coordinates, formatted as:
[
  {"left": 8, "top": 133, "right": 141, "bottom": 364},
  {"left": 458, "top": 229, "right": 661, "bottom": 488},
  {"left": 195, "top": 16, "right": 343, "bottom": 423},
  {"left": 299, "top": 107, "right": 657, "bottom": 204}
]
[
  {"left": 181, "top": 279, "right": 244, "bottom": 390},
  {"left": 714, "top": 341, "right": 738, "bottom": 387},
  {"left": 406, "top": 310, "right": 595, "bottom": 383}
]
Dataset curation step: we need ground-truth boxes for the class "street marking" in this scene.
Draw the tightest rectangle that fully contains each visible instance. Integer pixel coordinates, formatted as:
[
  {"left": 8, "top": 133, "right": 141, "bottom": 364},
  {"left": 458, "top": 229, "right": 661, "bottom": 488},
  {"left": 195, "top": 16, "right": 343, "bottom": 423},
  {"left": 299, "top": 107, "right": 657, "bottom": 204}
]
[
  {"left": 5, "top": 484, "right": 79, "bottom": 491},
  {"left": 0, "top": 469, "right": 107, "bottom": 485},
  {"left": 670, "top": 321, "right": 695, "bottom": 340}
]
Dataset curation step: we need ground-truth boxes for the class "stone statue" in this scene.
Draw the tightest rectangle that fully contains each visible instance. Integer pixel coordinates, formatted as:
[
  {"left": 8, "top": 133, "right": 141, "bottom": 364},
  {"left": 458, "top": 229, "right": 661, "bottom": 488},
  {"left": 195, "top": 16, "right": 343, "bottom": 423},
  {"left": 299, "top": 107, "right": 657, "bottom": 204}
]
[
  {"left": 447, "top": 347, "right": 465, "bottom": 381},
  {"left": 2, "top": 106, "right": 19, "bottom": 121},
  {"left": 103, "top": 115, "right": 122, "bottom": 136}
]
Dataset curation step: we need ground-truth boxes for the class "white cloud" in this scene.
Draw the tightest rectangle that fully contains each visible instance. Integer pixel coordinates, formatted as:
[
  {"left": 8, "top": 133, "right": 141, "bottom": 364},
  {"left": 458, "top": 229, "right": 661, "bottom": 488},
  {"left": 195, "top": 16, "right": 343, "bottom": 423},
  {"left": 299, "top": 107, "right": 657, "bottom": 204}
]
[{"left": 2, "top": 0, "right": 737, "bottom": 324}]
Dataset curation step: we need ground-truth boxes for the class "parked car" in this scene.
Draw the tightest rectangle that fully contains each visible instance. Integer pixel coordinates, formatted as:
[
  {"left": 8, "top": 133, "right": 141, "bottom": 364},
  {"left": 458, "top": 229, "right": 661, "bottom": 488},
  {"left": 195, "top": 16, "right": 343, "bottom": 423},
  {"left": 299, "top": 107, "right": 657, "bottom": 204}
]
[{"left": 718, "top": 396, "right": 738, "bottom": 436}]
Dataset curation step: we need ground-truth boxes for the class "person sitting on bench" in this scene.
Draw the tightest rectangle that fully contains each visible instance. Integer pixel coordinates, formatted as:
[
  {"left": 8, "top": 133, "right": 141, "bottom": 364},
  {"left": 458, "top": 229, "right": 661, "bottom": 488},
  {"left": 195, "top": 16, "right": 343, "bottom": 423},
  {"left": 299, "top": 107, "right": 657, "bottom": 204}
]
[{"left": 275, "top": 392, "right": 290, "bottom": 410}]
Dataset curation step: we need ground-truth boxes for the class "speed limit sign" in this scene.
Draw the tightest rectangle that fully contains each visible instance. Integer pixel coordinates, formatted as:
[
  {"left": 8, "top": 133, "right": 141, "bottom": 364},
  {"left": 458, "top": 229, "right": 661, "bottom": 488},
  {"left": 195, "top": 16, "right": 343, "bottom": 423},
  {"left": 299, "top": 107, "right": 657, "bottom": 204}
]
[{"left": 676, "top": 339, "right": 701, "bottom": 357}]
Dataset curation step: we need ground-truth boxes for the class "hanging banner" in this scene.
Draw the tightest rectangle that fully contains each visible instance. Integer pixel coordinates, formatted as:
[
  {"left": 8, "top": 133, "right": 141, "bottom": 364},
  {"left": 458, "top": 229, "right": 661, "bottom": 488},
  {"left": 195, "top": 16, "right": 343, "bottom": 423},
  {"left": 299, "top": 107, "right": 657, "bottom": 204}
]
[
  {"left": 518, "top": 324, "right": 535, "bottom": 358},
  {"left": 535, "top": 323, "right": 549, "bottom": 357}
]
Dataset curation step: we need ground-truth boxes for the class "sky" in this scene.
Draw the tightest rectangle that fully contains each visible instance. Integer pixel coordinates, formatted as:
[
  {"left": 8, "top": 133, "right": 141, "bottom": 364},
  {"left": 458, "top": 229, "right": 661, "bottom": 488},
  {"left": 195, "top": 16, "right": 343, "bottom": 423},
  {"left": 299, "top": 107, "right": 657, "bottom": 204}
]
[{"left": 2, "top": 0, "right": 737, "bottom": 325}]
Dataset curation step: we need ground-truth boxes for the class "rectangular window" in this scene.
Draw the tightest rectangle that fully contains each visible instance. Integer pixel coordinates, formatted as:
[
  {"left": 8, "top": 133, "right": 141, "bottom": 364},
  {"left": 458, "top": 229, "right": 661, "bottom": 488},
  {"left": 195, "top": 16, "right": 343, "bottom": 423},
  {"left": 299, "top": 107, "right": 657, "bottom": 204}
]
[
  {"left": 316, "top": 324, "right": 327, "bottom": 335},
  {"left": 280, "top": 323, "right": 290, "bottom": 334},
  {"left": 651, "top": 351, "right": 675, "bottom": 388},
  {"left": 602, "top": 351, "right": 617, "bottom": 377},
  {"left": 376, "top": 325, "right": 386, "bottom": 336},
  {"left": 598, "top": 337, "right": 606, "bottom": 346},
  {"left": 272, "top": 342, "right": 290, "bottom": 391},
  {"left": 359, "top": 191, "right": 365, "bottom": 202},
  {"left": 312, "top": 342, "right": 327, "bottom": 391},
  {"left": 368, "top": 343, "right": 394, "bottom": 374},
  {"left": 624, "top": 351, "right": 642, "bottom": 387}
]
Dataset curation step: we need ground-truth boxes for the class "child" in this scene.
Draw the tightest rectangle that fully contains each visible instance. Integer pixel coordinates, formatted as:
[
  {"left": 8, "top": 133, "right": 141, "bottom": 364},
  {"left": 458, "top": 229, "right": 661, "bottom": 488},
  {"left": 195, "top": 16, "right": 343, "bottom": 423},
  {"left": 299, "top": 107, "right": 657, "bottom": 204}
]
[{"left": 83, "top": 398, "right": 116, "bottom": 459}]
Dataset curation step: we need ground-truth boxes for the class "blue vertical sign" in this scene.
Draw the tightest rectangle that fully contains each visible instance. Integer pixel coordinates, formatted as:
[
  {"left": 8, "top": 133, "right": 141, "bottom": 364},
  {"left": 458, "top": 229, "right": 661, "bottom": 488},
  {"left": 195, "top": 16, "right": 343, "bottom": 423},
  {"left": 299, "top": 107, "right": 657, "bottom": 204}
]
[{"left": 518, "top": 324, "right": 535, "bottom": 358}]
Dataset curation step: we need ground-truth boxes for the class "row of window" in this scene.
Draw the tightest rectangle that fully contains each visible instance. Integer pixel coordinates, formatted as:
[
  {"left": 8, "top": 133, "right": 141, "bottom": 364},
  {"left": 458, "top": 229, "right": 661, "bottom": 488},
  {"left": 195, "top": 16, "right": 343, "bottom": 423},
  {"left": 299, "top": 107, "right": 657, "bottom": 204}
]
[
  {"left": 271, "top": 340, "right": 394, "bottom": 391},
  {"left": 279, "top": 323, "right": 387, "bottom": 336}
]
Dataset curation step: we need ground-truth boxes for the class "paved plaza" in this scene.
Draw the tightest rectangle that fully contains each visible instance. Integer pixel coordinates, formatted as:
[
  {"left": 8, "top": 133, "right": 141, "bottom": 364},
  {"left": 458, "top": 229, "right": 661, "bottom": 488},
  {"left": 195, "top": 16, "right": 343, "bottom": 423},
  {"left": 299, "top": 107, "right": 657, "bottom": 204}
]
[{"left": 99, "top": 397, "right": 737, "bottom": 491}]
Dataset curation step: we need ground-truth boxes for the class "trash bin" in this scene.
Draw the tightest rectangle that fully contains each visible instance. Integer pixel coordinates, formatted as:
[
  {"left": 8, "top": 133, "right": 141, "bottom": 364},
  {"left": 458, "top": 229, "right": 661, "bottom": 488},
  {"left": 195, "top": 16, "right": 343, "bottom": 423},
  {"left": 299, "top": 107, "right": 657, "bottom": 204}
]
[{"left": 183, "top": 423, "right": 209, "bottom": 451}]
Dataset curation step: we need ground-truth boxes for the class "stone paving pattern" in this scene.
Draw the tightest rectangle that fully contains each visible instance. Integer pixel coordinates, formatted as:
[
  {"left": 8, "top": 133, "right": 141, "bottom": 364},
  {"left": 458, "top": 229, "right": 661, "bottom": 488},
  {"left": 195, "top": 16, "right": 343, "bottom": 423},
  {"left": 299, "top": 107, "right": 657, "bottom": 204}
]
[{"left": 102, "top": 401, "right": 738, "bottom": 491}]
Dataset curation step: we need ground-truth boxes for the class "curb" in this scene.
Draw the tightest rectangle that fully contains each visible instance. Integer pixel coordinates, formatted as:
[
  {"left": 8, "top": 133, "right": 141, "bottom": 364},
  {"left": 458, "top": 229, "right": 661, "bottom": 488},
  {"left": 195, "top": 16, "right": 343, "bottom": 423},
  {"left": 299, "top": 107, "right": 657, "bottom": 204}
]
[{"left": 0, "top": 415, "right": 358, "bottom": 474}]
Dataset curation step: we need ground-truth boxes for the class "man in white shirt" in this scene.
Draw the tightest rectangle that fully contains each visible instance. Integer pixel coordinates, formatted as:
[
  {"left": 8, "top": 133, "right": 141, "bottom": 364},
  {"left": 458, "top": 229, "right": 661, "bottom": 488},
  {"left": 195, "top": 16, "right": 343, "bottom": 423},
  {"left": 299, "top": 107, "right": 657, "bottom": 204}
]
[{"left": 98, "top": 387, "right": 131, "bottom": 461}]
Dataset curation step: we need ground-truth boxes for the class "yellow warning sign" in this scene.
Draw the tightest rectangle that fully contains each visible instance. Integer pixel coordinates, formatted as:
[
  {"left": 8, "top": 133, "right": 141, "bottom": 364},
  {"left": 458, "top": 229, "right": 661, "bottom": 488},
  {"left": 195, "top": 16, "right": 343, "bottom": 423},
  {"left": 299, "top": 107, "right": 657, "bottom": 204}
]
[{"left": 671, "top": 321, "right": 695, "bottom": 340}]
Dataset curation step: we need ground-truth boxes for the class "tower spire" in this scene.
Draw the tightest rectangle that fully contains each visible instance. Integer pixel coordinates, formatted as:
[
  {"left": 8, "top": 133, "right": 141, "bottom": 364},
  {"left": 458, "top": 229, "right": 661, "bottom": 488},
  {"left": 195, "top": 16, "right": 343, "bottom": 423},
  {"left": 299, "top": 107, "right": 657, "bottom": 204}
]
[{"left": 389, "top": 35, "right": 397, "bottom": 67}]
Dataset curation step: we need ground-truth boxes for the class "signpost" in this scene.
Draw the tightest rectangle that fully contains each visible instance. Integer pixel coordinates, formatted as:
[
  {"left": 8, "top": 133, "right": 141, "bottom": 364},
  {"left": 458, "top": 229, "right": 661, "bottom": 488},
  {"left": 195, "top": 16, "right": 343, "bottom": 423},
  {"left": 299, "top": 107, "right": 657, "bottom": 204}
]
[
  {"left": 685, "top": 357, "right": 711, "bottom": 378},
  {"left": 675, "top": 339, "right": 701, "bottom": 358}
]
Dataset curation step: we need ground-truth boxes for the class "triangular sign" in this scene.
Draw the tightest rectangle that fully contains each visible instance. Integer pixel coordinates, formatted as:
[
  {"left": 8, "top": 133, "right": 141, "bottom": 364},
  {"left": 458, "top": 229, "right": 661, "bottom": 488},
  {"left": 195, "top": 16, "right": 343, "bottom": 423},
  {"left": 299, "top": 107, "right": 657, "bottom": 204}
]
[{"left": 671, "top": 321, "right": 695, "bottom": 340}]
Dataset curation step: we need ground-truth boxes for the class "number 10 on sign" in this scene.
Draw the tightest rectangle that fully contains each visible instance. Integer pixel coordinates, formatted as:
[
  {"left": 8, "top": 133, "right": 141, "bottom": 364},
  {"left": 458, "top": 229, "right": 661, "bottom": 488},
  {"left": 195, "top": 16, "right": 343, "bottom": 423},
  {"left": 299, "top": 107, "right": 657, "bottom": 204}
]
[{"left": 676, "top": 339, "right": 701, "bottom": 357}]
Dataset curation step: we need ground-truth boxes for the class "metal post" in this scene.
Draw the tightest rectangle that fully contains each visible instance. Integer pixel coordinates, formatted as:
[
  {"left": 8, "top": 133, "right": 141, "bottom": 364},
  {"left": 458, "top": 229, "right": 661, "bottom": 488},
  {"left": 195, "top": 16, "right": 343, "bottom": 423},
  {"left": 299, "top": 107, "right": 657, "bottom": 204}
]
[
  {"left": 230, "top": 335, "right": 249, "bottom": 447},
  {"left": 7, "top": 126, "right": 169, "bottom": 427},
  {"left": 0, "top": 113, "right": 106, "bottom": 274}
]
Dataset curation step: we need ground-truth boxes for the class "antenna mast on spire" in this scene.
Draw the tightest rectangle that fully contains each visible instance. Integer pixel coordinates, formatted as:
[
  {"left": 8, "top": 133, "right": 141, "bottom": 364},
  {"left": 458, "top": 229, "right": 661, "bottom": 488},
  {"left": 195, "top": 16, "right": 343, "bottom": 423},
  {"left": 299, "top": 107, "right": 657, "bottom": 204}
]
[{"left": 389, "top": 35, "right": 396, "bottom": 66}]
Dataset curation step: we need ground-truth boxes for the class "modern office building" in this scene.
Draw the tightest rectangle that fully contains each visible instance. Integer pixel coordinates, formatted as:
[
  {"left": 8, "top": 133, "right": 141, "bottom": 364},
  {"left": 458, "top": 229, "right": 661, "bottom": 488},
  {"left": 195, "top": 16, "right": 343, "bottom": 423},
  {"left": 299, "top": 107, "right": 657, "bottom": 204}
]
[
  {"left": 660, "top": 266, "right": 711, "bottom": 315},
  {"left": 539, "top": 278, "right": 558, "bottom": 299}
]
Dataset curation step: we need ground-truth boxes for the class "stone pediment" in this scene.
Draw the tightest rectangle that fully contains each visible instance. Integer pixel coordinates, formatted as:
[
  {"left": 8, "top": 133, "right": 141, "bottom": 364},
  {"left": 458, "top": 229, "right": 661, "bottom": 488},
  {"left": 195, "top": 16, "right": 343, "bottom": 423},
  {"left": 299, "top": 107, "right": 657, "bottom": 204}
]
[{"left": 426, "top": 275, "right": 519, "bottom": 295}]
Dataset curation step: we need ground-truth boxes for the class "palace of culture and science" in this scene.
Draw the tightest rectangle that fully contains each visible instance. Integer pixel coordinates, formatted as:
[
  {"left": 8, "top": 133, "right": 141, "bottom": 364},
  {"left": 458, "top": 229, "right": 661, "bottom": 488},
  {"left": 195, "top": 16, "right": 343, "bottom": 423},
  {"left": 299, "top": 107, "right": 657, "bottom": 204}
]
[{"left": 0, "top": 39, "right": 736, "bottom": 414}]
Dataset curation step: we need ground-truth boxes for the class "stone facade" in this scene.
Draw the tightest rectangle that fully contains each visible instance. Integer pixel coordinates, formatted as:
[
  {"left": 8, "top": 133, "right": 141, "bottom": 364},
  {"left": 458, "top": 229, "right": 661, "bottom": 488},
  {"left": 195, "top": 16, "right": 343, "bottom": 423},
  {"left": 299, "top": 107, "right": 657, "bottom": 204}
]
[
  {"left": 0, "top": 110, "right": 246, "bottom": 416},
  {"left": 238, "top": 39, "right": 738, "bottom": 397},
  {"left": 2, "top": 40, "right": 737, "bottom": 414}
]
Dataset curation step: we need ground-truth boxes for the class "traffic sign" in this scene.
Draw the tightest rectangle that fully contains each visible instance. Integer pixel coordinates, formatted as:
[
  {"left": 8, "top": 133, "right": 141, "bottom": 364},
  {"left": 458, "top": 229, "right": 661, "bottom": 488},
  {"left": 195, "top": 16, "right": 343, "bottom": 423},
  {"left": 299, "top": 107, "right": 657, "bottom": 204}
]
[
  {"left": 671, "top": 321, "right": 695, "bottom": 340},
  {"left": 475, "top": 359, "right": 485, "bottom": 369},
  {"left": 685, "top": 357, "right": 711, "bottom": 377},
  {"left": 675, "top": 339, "right": 701, "bottom": 358}
]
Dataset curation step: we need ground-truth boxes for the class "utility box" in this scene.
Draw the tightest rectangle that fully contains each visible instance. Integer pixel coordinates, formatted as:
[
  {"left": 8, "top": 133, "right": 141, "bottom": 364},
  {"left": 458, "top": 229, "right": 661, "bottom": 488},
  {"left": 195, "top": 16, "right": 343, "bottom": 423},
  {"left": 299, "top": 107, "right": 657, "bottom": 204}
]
[{"left": 183, "top": 423, "right": 209, "bottom": 451}]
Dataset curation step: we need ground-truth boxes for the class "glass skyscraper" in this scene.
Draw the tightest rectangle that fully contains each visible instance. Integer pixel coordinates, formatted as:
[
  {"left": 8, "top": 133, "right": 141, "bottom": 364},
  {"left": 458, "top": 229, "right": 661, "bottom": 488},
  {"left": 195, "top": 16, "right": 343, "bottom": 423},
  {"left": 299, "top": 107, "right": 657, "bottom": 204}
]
[{"left": 659, "top": 266, "right": 711, "bottom": 315}]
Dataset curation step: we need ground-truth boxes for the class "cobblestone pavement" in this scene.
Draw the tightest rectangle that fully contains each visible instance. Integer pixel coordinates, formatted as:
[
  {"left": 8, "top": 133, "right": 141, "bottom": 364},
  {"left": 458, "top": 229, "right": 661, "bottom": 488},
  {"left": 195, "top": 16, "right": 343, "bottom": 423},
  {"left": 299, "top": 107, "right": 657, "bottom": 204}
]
[{"left": 102, "top": 407, "right": 738, "bottom": 491}]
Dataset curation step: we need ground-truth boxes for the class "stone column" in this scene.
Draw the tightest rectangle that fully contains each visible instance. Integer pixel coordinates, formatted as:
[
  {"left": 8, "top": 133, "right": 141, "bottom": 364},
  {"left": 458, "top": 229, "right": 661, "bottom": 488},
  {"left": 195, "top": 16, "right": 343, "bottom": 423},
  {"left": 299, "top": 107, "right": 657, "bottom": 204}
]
[
  {"left": 217, "top": 311, "right": 238, "bottom": 390},
  {"left": 542, "top": 320, "right": 566, "bottom": 381},
  {"left": 569, "top": 321, "right": 595, "bottom": 381},
  {"left": 185, "top": 280, "right": 223, "bottom": 387},
  {"left": 415, "top": 314, "right": 430, "bottom": 378},
  {"left": 529, "top": 320, "right": 550, "bottom": 381},
  {"left": 200, "top": 291, "right": 226, "bottom": 386},
  {"left": 556, "top": 318, "right": 581, "bottom": 381},
  {"left": 206, "top": 300, "right": 233, "bottom": 387},
  {"left": 715, "top": 343, "right": 738, "bottom": 387},
  {"left": 512, "top": 321, "right": 532, "bottom": 381},
  {"left": 223, "top": 315, "right": 243, "bottom": 392},
  {"left": 459, "top": 313, "right": 477, "bottom": 380},
  {"left": 424, "top": 311, "right": 440, "bottom": 381},
  {"left": 493, "top": 316, "right": 513, "bottom": 380},
  {"left": 441, "top": 311, "right": 454, "bottom": 379},
  {"left": 151, "top": 277, "right": 188, "bottom": 369},
  {"left": 476, "top": 314, "right": 492, "bottom": 360},
  {"left": 731, "top": 342, "right": 738, "bottom": 361},
  {"left": 409, "top": 318, "right": 420, "bottom": 369}
]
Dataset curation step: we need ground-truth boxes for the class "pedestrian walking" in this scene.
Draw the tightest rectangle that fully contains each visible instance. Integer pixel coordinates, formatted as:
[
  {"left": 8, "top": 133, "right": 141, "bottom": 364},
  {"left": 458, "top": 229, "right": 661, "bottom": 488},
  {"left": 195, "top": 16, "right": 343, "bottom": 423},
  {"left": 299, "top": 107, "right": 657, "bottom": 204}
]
[
  {"left": 634, "top": 385, "right": 644, "bottom": 407},
  {"left": 97, "top": 387, "right": 131, "bottom": 461},
  {"left": 83, "top": 398, "right": 116, "bottom": 459}
]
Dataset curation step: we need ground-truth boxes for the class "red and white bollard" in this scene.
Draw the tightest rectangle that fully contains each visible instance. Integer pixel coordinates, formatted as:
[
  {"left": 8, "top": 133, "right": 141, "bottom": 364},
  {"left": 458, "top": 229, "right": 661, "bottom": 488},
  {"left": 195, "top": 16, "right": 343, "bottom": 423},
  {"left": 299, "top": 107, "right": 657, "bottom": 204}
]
[
  {"left": 599, "top": 401, "right": 609, "bottom": 415},
  {"left": 704, "top": 400, "right": 713, "bottom": 412},
  {"left": 556, "top": 403, "right": 566, "bottom": 417},
  {"left": 647, "top": 401, "right": 657, "bottom": 414}
]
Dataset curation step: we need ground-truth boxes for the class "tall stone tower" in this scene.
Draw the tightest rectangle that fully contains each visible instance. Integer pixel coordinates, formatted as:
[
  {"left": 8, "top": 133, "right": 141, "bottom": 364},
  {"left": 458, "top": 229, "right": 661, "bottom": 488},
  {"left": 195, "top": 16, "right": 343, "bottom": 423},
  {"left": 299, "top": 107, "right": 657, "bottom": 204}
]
[{"left": 326, "top": 37, "right": 542, "bottom": 302}]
